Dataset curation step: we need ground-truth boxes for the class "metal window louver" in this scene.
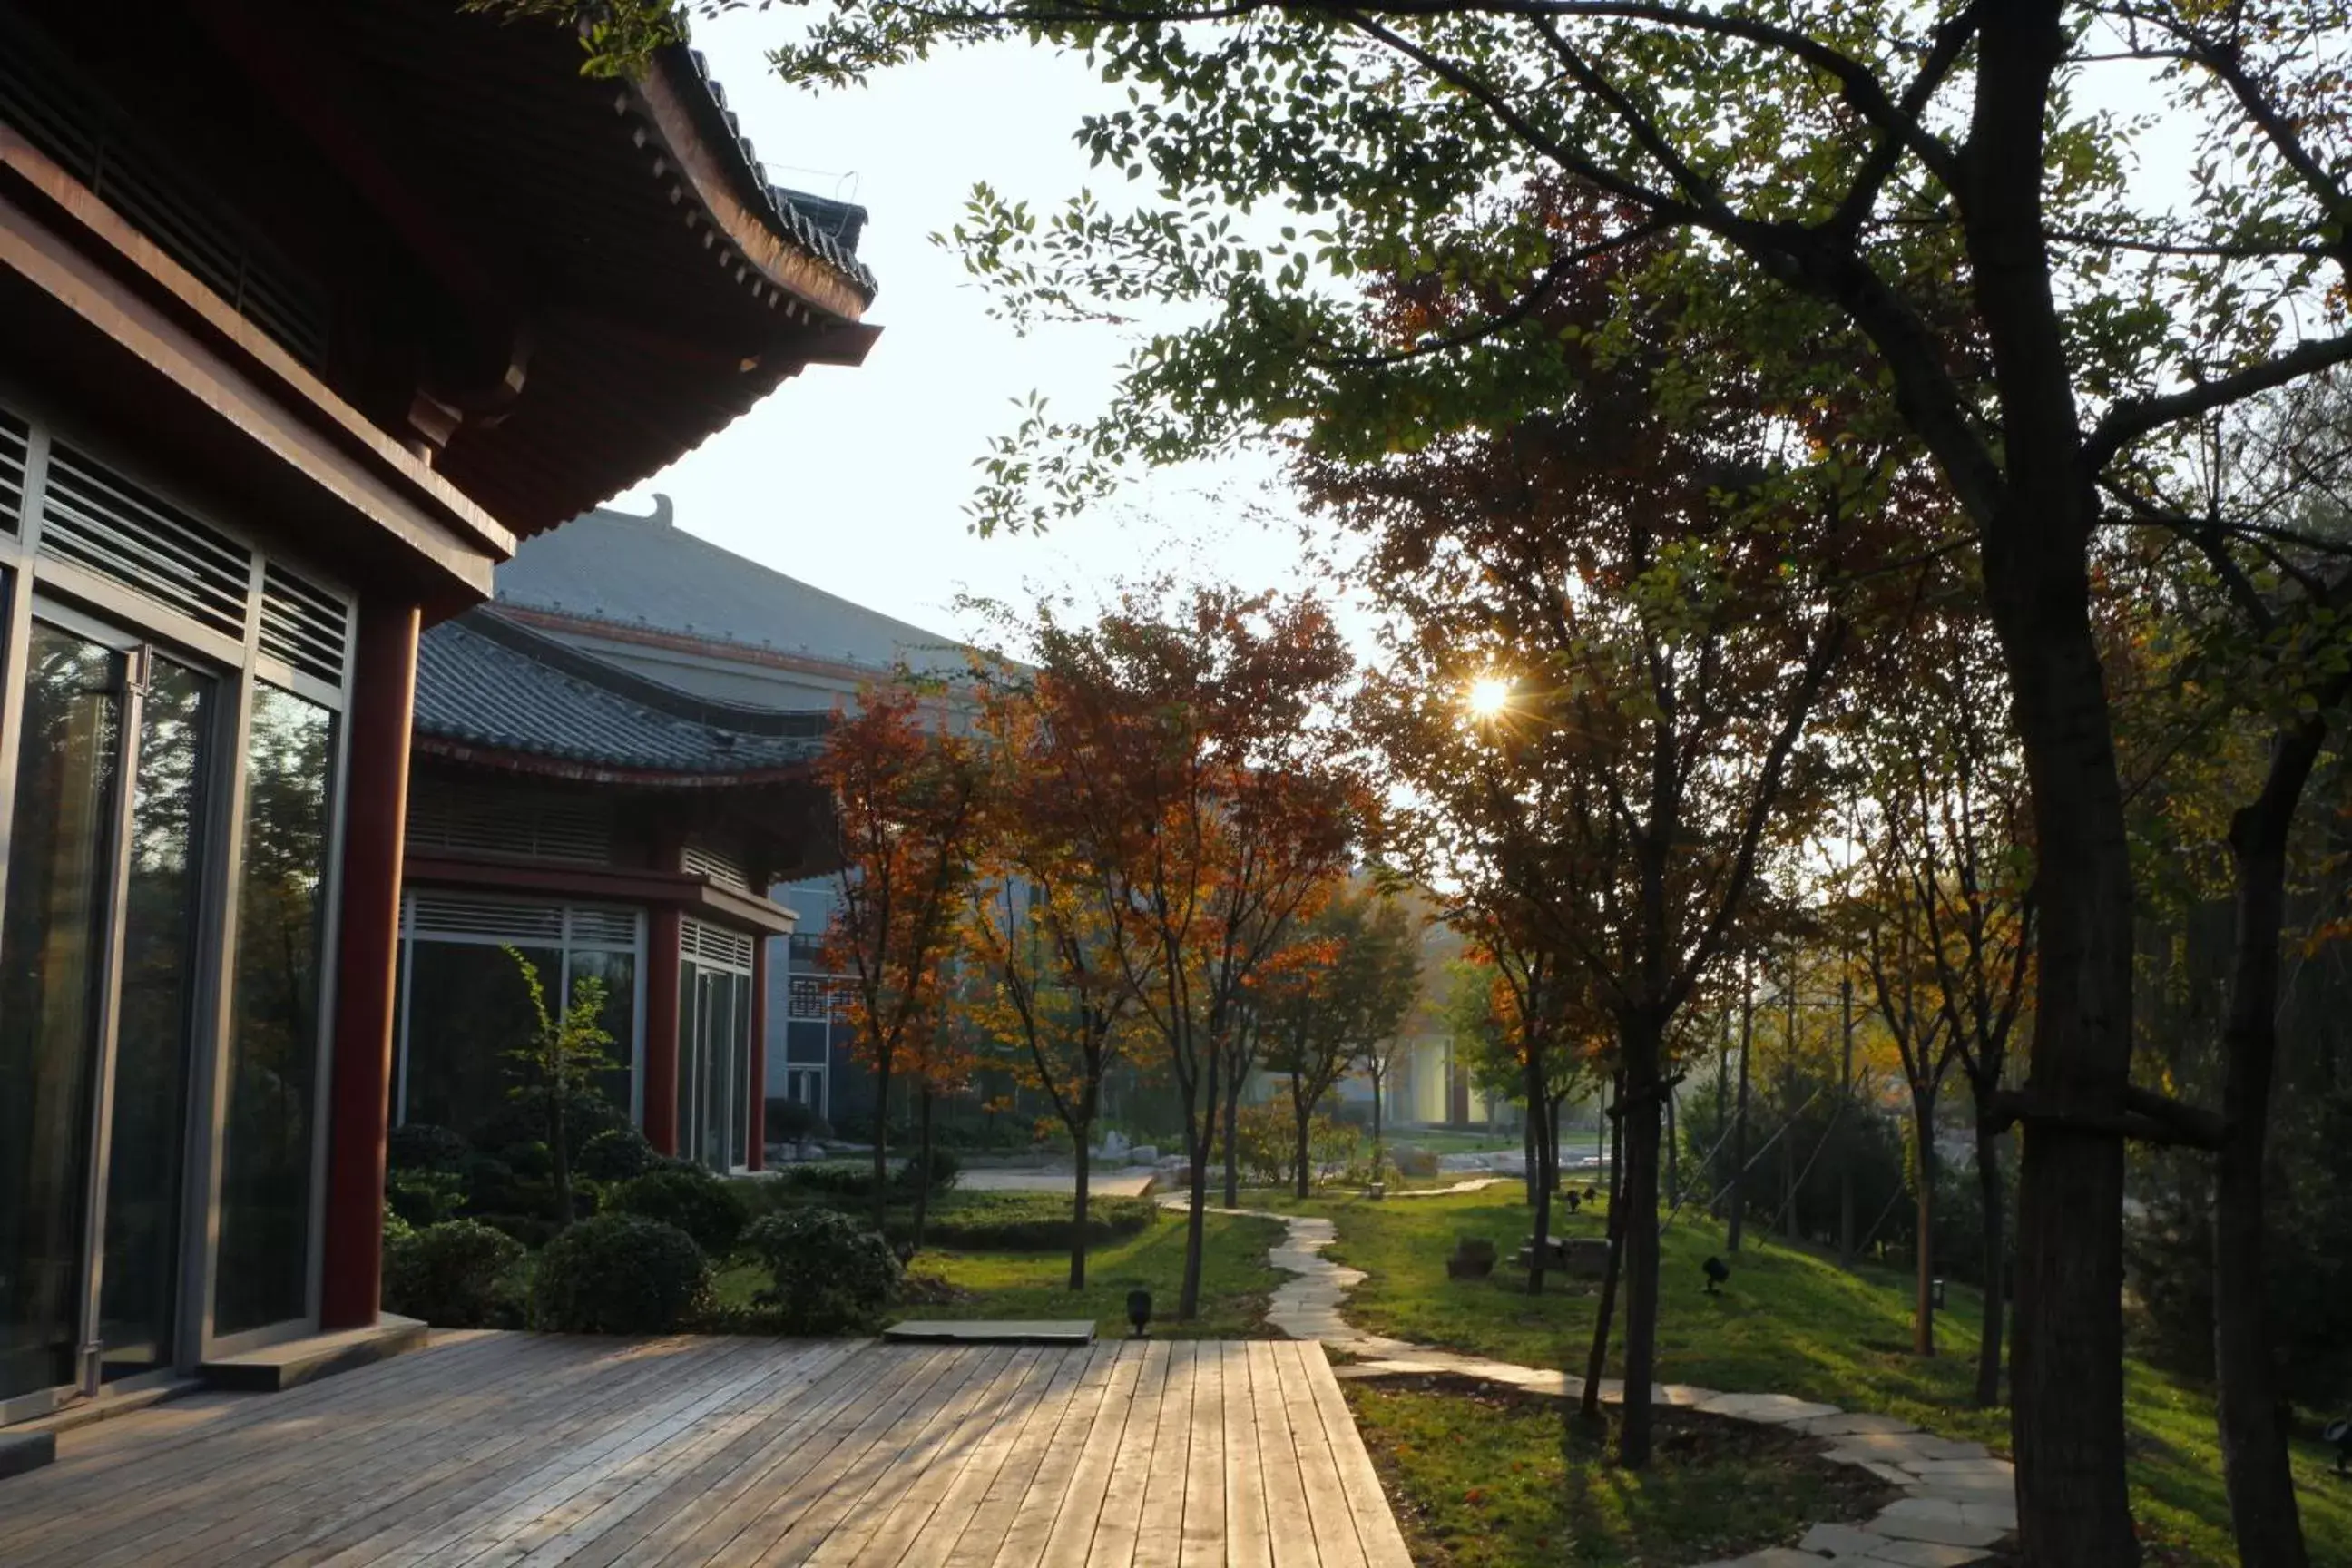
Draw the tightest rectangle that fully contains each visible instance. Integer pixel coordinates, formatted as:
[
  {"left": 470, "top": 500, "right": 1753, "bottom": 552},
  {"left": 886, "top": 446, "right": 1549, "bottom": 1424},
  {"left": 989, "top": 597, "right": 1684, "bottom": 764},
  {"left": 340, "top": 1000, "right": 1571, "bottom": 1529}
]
[
  {"left": 565, "top": 907, "right": 642, "bottom": 948},
  {"left": 39, "top": 443, "right": 252, "bottom": 640},
  {"left": 0, "top": 17, "right": 330, "bottom": 367},
  {"left": 681, "top": 842, "right": 750, "bottom": 891},
  {"left": 681, "top": 917, "right": 756, "bottom": 974},
  {"left": 0, "top": 408, "right": 27, "bottom": 534},
  {"left": 259, "top": 562, "right": 352, "bottom": 687},
  {"left": 407, "top": 893, "right": 565, "bottom": 942}
]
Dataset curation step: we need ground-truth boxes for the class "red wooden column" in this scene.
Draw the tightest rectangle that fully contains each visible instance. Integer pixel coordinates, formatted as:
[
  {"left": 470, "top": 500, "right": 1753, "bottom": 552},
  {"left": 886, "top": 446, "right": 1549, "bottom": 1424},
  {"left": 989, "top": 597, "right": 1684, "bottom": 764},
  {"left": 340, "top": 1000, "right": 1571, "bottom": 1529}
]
[
  {"left": 746, "top": 933, "right": 769, "bottom": 1171},
  {"left": 643, "top": 907, "right": 682, "bottom": 1155},
  {"left": 319, "top": 602, "right": 419, "bottom": 1330}
]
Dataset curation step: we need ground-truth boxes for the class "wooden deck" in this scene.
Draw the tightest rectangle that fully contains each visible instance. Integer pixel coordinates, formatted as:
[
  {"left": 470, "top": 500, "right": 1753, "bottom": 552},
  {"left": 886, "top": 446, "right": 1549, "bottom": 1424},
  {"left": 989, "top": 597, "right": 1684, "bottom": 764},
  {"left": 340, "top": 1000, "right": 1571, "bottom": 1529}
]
[{"left": 0, "top": 1333, "right": 1413, "bottom": 1568}]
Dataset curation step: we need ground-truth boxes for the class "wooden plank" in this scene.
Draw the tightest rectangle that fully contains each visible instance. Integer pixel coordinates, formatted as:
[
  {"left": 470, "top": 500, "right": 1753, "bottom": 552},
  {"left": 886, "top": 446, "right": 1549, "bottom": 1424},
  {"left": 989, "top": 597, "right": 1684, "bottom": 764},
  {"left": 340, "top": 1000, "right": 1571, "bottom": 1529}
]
[
  {"left": 589, "top": 1345, "right": 947, "bottom": 1568},
  {"left": 887, "top": 1348, "right": 1066, "bottom": 1568},
  {"left": 449, "top": 1341, "right": 861, "bottom": 1568},
  {"left": 1083, "top": 1338, "right": 1171, "bottom": 1568},
  {"left": 330, "top": 1338, "right": 781, "bottom": 1568},
  {"left": 841, "top": 1346, "right": 1044, "bottom": 1568},
  {"left": 1176, "top": 1339, "right": 1226, "bottom": 1568},
  {"left": 1036, "top": 1341, "right": 1150, "bottom": 1567},
  {"left": 1220, "top": 1342, "right": 1272, "bottom": 1568},
  {"left": 1295, "top": 1344, "right": 1415, "bottom": 1568},
  {"left": 0, "top": 1332, "right": 568, "bottom": 1552},
  {"left": 640, "top": 1346, "right": 959, "bottom": 1568},
  {"left": 11, "top": 1333, "right": 642, "bottom": 1566},
  {"left": 985, "top": 1343, "right": 1124, "bottom": 1568},
  {"left": 515, "top": 1340, "right": 869, "bottom": 1567},
  {"left": 1246, "top": 1340, "right": 1316, "bottom": 1568},
  {"left": 1271, "top": 1342, "right": 1367, "bottom": 1568},
  {"left": 1131, "top": 1340, "right": 1195, "bottom": 1568},
  {"left": 938, "top": 1345, "right": 1096, "bottom": 1568},
  {"left": 705, "top": 1345, "right": 983, "bottom": 1568},
  {"left": 793, "top": 1345, "right": 1020, "bottom": 1567}
]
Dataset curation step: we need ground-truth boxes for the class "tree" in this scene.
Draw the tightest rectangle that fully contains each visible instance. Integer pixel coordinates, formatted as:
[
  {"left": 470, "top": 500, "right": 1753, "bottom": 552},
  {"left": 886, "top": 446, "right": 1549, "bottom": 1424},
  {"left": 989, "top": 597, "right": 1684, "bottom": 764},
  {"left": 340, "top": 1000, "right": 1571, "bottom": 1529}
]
[
  {"left": 1258, "top": 885, "right": 1422, "bottom": 1197},
  {"left": 501, "top": 946, "right": 615, "bottom": 1231},
  {"left": 520, "top": 0, "right": 2352, "bottom": 1548},
  {"left": 818, "top": 683, "right": 994, "bottom": 1233},
  {"left": 965, "top": 674, "right": 1152, "bottom": 1288},
  {"left": 1014, "top": 583, "right": 1357, "bottom": 1318}
]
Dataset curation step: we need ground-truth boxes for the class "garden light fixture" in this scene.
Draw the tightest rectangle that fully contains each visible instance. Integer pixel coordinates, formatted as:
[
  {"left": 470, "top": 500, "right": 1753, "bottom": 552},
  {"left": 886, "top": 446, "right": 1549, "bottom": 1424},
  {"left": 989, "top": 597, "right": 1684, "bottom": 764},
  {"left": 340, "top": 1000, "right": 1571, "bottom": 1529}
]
[
  {"left": 1702, "top": 1256, "right": 1730, "bottom": 1295},
  {"left": 1128, "top": 1289, "right": 1152, "bottom": 1338}
]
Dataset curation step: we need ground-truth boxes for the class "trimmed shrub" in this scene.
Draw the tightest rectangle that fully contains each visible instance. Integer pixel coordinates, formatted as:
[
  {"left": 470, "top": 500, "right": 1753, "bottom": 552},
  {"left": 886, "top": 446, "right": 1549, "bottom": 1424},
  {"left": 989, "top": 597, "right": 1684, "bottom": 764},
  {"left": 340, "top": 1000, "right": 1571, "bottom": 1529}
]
[
  {"left": 386, "top": 1168, "right": 466, "bottom": 1228},
  {"left": 913, "top": 1193, "right": 1158, "bottom": 1251},
  {"left": 475, "top": 1093, "right": 634, "bottom": 1163},
  {"left": 578, "top": 1126, "right": 661, "bottom": 1183},
  {"left": 766, "top": 1098, "right": 833, "bottom": 1143},
  {"left": 384, "top": 1219, "right": 525, "bottom": 1328},
  {"left": 476, "top": 1212, "right": 560, "bottom": 1251},
  {"left": 611, "top": 1166, "right": 750, "bottom": 1259},
  {"left": 744, "top": 1208, "right": 901, "bottom": 1333},
  {"left": 462, "top": 1152, "right": 521, "bottom": 1214},
  {"left": 383, "top": 1210, "right": 416, "bottom": 1249},
  {"left": 387, "top": 1122, "right": 471, "bottom": 1174},
  {"left": 893, "top": 1148, "right": 962, "bottom": 1197},
  {"left": 530, "top": 1214, "right": 709, "bottom": 1333},
  {"left": 771, "top": 1161, "right": 881, "bottom": 1200}
]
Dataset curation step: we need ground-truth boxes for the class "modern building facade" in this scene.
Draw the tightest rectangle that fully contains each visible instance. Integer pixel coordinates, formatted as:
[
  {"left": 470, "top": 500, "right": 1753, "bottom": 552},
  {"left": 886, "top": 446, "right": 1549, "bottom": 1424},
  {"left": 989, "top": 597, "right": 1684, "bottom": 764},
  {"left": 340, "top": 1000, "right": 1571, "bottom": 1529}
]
[{"left": 0, "top": 0, "right": 876, "bottom": 1427}]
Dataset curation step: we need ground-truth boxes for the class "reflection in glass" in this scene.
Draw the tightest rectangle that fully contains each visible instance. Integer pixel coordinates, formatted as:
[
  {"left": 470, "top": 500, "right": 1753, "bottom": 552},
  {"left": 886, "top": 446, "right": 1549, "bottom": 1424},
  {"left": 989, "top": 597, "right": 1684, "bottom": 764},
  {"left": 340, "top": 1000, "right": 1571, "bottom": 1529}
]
[
  {"left": 100, "top": 658, "right": 210, "bottom": 1377},
  {"left": 0, "top": 624, "right": 122, "bottom": 1400},
  {"left": 397, "top": 942, "right": 561, "bottom": 1139},
  {"left": 215, "top": 683, "right": 333, "bottom": 1336},
  {"left": 567, "top": 948, "right": 637, "bottom": 1115}
]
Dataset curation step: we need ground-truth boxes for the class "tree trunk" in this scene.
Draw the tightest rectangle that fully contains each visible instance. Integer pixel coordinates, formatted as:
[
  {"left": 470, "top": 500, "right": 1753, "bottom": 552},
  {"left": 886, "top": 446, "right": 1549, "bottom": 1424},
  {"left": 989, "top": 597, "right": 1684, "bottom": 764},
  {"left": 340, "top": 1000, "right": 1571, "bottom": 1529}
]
[
  {"left": 1781, "top": 1088, "right": 1798, "bottom": 1242},
  {"left": 1914, "top": 1098, "right": 1936, "bottom": 1357},
  {"left": 1177, "top": 1052, "right": 1220, "bottom": 1320},
  {"left": 1523, "top": 1107, "right": 1540, "bottom": 1206},
  {"left": 1840, "top": 975, "right": 1857, "bottom": 1268},
  {"left": 1070, "top": 1130, "right": 1093, "bottom": 1291},
  {"left": 1580, "top": 1094, "right": 1627, "bottom": 1429},
  {"left": 550, "top": 1088, "right": 573, "bottom": 1229},
  {"left": 1371, "top": 1067, "right": 1387, "bottom": 1189},
  {"left": 1965, "top": 5, "right": 2138, "bottom": 1556},
  {"left": 911, "top": 1084, "right": 936, "bottom": 1253},
  {"left": 871, "top": 1056, "right": 893, "bottom": 1234},
  {"left": 1664, "top": 1088, "right": 1679, "bottom": 1209},
  {"left": 1618, "top": 1036, "right": 1665, "bottom": 1468},
  {"left": 1292, "top": 1081, "right": 1314, "bottom": 1200},
  {"left": 1729, "top": 976, "right": 1753, "bottom": 1251},
  {"left": 2211, "top": 740, "right": 2324, "bottom": 1568},
  {"left": 1973, "top": 1106, "right": 2005, "bottom": 1407},
  {"left": 1524, "top": 1047, "right": 1552, "bottom": 1295},
  {"left": 1221, "top": 1073, "right": 1242, "bottom": 1210}
]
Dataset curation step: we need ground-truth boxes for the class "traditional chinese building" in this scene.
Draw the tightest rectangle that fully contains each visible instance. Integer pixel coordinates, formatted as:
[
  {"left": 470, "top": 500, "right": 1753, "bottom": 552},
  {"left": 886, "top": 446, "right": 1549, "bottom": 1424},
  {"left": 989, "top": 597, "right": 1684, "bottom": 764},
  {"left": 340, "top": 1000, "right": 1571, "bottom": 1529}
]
[{"left": 0, "top": 0, "right": 875, "bottom": 1429}]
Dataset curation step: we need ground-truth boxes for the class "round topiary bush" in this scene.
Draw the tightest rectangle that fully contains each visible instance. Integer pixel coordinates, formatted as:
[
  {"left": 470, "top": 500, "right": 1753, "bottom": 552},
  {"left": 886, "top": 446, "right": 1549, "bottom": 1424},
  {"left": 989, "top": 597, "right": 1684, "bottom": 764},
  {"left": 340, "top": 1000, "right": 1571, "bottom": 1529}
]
[
  {"left": 474, "top": 1093, "right": 635, "bottom": 1163},
  {"left": 609, "top": 1165, "right": 749, "bottom": 1259},
  {"left": 578, "top": 1126, "right": 661, "bottom": 1183},
  {"left": 383, "top": 1219, "right": 525, "bottom": 1328},
  {"left": 387, "top": 1122, "right": 472, "bottom": 1174},
  {"left": 744, "top": 1208, "right": 902, "bottom": 1333},
  {"left": 529, "top": 1214, "right": 709, "bottom": 1334}
]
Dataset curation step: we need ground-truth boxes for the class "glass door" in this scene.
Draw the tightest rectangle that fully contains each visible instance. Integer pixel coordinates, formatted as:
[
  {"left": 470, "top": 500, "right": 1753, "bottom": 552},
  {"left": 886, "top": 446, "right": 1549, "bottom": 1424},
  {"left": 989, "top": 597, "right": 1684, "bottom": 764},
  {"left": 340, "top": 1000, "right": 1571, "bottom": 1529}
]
[{"left": 0, "top": 612, "right": 212, "bottom": 1410}]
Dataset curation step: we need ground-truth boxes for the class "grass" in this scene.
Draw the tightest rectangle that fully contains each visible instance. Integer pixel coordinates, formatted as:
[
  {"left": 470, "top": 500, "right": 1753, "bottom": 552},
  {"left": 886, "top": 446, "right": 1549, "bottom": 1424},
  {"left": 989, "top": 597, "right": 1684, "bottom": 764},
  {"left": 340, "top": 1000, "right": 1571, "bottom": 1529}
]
[
  {"left": 1343, "top": 1376, "right": 1896, "bottom": 1567},
  {"left": 1277, "top": 1187, "right": 2352, "bottom": 1566},
  {"left": 712, "top": 1204, "right": 1287, "bottom": 1342}
]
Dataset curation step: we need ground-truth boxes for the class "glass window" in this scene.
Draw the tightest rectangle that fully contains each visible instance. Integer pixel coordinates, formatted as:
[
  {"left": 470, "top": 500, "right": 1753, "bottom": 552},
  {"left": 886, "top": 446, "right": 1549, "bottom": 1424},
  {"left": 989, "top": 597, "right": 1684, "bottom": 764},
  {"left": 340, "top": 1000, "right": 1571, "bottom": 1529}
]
[
  {"left": 99, "top": 656, "right": 211, "bottom": 1377},
  {"left": 0, "top": 623, "right": 123, "bottom": 1399},
  {"left": 567, "top": 947, "right": 636, "bottom": 1117},
  {"left": 214, "top": 682, "right": 333, "bottom": 1336},
  {"left": 397, "top": 942, "right": 562, "bottom": 1142}
]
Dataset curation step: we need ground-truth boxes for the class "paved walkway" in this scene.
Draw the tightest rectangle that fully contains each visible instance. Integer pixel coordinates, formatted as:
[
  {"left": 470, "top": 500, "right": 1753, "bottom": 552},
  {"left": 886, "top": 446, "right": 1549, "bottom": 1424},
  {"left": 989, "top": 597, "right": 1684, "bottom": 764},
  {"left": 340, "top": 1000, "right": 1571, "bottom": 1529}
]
[{"left": 1191, "top": 1195, "right": 2017, "bottom": 1567}]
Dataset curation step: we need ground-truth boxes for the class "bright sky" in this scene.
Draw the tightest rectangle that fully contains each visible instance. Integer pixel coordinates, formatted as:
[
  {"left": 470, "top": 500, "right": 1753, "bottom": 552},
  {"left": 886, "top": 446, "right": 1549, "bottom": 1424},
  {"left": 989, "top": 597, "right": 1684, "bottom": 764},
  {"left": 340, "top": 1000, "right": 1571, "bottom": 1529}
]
[{"left": 607, "top": 15, "right": 1316, "bottom": 651}]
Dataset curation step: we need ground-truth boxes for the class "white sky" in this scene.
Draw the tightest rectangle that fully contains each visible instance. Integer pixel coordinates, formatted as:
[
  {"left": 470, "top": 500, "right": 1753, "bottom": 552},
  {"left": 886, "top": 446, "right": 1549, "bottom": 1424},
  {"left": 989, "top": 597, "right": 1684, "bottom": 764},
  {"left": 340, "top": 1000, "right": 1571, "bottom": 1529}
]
[{"left": 607, "top": 15, "right": 1318, "bottom": 651}]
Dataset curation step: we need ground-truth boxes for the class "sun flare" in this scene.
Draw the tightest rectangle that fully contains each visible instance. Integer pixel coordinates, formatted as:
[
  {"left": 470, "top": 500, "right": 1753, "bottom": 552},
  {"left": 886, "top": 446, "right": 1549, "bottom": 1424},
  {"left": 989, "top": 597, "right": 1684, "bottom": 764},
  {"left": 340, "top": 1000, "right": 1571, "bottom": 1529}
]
[{"left": 1465, "top": 675, "right": 1514, "bottom": 719}]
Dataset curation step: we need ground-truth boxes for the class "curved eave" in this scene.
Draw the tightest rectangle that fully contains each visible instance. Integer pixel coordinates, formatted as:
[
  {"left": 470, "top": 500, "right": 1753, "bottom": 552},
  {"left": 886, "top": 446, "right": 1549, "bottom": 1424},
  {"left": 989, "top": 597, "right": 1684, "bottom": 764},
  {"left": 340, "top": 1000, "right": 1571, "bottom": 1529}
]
[
  {"left": 623, "top": 54, "right": 876, "bottom": 331},
  {"left": 414, "top": 732, "right": 821, "bottom": 789}
]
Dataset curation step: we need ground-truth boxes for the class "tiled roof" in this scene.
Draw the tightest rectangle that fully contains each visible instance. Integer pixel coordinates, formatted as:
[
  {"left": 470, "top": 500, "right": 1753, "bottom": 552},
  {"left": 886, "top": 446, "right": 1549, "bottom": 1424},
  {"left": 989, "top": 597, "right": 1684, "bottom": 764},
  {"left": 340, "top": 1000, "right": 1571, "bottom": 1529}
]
[
  {"left": 497, "top": 500, "right": 968, "bottom": 676},
  {"left": 416, "top": 610, "right": 828, "bottom": 776},
  {"left": 677, "top": 45, "right": 876, "bottom": 296}
]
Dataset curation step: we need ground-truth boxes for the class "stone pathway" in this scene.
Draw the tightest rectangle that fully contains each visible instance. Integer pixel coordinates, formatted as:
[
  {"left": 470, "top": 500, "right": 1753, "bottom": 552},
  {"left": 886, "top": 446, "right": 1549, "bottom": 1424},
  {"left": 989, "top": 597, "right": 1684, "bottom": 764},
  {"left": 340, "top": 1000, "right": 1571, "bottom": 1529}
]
[{"left": 1198, "top": 1199, "right": 2017, "bottom": 1567}]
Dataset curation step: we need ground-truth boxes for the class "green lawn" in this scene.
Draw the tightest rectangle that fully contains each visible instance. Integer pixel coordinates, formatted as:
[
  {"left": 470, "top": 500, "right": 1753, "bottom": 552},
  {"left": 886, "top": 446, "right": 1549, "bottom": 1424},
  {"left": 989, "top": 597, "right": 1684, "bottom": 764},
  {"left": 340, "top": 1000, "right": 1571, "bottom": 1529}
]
[
  {"left": 1279, "top": 1188, "right": 2350, "bottom": 1566},
  {"left": 713, "top": 1205, "right": 1286, "bottom": 1342},
  {"left": 1343, "top": 1377, "right": 1896, "bottom": 1567}
]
